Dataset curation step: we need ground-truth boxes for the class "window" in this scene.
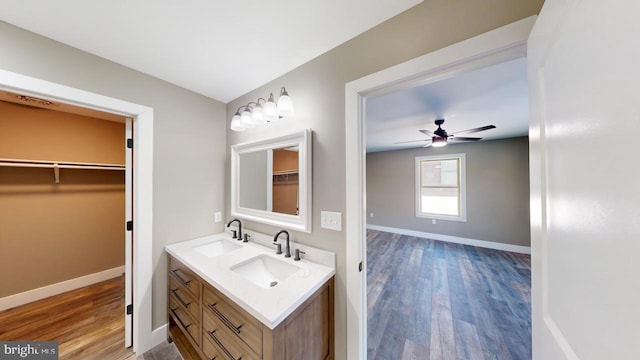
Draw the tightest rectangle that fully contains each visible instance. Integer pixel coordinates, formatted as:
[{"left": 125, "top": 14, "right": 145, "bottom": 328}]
[{"left": 415, "top": 154, "right": 466, "bottom": 222}]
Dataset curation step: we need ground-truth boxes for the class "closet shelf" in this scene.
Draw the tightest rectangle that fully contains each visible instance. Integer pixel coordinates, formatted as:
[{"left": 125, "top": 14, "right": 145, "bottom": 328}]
[
  {"left": 273, "top": 169, "right": 298, "bottom": 176},
  {"left": 0, "top": 158, "right": 125, "bottom": 183}
]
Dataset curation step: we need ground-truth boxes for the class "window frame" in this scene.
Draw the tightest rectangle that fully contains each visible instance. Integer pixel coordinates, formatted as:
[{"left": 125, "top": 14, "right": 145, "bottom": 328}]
[{"left": 415, "top": 153, "right": 467, "bottom": 222}]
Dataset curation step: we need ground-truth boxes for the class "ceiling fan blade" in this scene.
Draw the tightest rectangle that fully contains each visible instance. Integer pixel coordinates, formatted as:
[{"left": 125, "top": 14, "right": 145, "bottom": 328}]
[
  {"left": 450, "top": 136, "right": 482, "bottom": 141},
  {"left": 394, "top": 139, "right": 428, "bottom": 144},
  {"left": 419, "top": 129, "right": 434, "bottom": 136},
  {"left": 450, "top": 124, "right": 496, "bottom": 135}
]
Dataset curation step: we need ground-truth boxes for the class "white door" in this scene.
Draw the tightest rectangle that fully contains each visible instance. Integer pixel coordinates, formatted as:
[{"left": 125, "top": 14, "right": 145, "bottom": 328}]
[
  {"left": 528, "top": 1, "right": 640, "bottom": 359},
  {"left": 125, "top": 118, "right": 133, "bottom": 348}
]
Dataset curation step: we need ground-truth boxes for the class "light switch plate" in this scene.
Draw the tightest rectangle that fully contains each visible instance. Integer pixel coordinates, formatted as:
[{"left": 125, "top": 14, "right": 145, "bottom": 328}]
[
  {"left": 321, "top": 211, "right": 342, "bottom": 231},
  {"left": 214, "top": 212, "right": 222, "bottom": 223}
]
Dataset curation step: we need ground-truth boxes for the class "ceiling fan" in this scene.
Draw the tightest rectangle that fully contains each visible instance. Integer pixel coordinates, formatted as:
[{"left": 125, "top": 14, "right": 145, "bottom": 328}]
[{"left": 396, "top": 118, "right": 496, "bottom": 148}]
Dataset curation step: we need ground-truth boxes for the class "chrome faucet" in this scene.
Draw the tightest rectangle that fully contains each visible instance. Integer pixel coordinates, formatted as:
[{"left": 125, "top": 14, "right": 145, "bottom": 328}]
[
  {"left": 226, "top": 218, "right": 243, "bottom": 240},
  {"left": 273, "top": 230, "right": 291, "bottom": 258}
]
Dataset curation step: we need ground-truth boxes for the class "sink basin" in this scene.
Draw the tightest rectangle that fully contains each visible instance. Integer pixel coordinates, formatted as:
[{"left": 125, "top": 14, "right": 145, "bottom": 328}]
[
  {"left": 231, "top": 255, "right": 299, "bottom": 289},
  {"left": 193, "top": 238, "right": 241, "bottom": 258}
]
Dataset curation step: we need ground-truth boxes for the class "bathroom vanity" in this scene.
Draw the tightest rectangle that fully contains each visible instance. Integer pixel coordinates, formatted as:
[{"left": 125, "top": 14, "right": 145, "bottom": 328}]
[{"left": 165, "top": 232, "right": 335, "bottom": 360}]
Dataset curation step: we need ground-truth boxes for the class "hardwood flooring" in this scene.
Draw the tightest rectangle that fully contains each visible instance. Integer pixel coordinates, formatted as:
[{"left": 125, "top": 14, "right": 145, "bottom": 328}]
[
  {"left": 0, "top": 275, "right": 135, "bottom": 360},
  {"left": 367, "top": 230, "right": 531, "bottom": 360}
]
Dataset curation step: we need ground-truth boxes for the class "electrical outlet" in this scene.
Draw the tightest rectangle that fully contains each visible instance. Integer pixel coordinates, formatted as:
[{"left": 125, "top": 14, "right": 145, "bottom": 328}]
[
  {"left": 370, "top": 212, "right": 374, "bottom": 218},
  {"left": 214, "top": 212, "right": 222, "bottom": 223},
  {"left": 321, "top": 211, "right": 342, "bottom": 231},
  {"left": 432, "top": 219, "right": 437, "bottom": 225}
]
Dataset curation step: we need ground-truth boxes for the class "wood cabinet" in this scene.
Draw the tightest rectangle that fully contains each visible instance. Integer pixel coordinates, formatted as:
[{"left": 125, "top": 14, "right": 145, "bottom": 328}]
[{"left": 168, "top": 255, "right": 334, "bottom": 360}]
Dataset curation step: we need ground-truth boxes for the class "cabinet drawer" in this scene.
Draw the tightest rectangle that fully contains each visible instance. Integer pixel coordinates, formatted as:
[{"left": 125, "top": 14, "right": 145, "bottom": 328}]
[
  {"left": 169, "top": 257, "right": 201, "bottom": 299},
  {"left": 169, "top": 296, "right": 200, "bottom": 346},
  {"left": 169, "top": 275, "right": 200, "bottom": 322},
  {"left": 203, "top": 285, "right": 262, "bottom": 356},
  {"left": 203, "top": 313, "right": 259, "bottom": 360}
]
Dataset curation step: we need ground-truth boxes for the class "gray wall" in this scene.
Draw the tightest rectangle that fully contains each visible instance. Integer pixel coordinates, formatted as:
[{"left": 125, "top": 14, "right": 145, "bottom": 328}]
[
  {"left": 367, "top": 137, "right": 531, "bottom": 247},
  {"left": 0, "top": 21, "right": 228, "bottom": 329},
  {"left": 225, "top": 1, "right": 543, "bottom": 359},
  {"left": 0, "top": 0, "right": 542, "bottom": 356}
]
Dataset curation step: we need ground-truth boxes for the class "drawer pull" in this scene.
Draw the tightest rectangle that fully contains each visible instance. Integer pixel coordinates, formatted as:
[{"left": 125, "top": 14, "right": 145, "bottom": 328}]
[
  {"left": 170, "top": 269, "right": 192, "bottom": 286},
  {"left": 207, "top": 303, "right": 242, "bottom": 335},
  {"left": 170, "top": 307, "right": 191, "bottom": 330},
  {"left": 208, "top": 330, "right": 242, "bottom": 360},
  {"left": 171, "top": 288, "right": 191, "bottom": 308}
]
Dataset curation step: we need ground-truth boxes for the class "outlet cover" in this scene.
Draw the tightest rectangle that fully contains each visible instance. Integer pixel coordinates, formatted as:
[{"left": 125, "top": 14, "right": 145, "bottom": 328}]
[
  {"left": 214, "top": 212, "right": 222, "bottom": 223},
  {"left": 321, "top": 211, "right": 342, "bottom": 231}
]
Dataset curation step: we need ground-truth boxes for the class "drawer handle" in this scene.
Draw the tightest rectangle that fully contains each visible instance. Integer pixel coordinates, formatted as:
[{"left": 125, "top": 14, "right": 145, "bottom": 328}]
[
  {"left": 170, "top": 307, "right": 191, "bottom": 330},
  {"left": 208, "top": 330, "right": 242, "bottom": 360},
  {"left": 170, "top": 269, "right": 192, "bottom": 286},
  {"left": 171, "top": 288, "right": 191, "bottom": 308},
  {"left": 207, "top": 303, "right": 242, "bottom": 335}
]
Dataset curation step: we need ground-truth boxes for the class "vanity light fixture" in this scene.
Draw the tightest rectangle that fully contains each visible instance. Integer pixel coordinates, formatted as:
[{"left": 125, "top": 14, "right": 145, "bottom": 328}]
[{"left": 230, "top": 87, "right": 294, "bottom": 132}]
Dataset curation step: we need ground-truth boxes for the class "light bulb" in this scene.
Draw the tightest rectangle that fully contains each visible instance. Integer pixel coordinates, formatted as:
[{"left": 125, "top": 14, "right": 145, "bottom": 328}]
[
  {"left": 251, "top": 104, "right": 266, "bottom": 125},
  {"left": 230, "top": 112, "right": 245, "bottom": 132},
  {"left": 263, "top": 93, "right": 279, "bottom": 122},
  {"left": 240, "top": 108, "right": 254, "bottom": 128},
  {"left": 277, "top": 87, "right": 294, "bottom": 118}
]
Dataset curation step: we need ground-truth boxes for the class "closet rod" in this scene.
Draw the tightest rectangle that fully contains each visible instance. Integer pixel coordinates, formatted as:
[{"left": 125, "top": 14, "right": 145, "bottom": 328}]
[{"left": 0, "top": 158, "right": 125, "bottom": 170}]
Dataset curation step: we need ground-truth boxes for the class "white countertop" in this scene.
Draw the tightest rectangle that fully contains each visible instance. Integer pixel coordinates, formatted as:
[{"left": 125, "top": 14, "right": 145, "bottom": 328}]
[{"left": 165, "top": 230, "right": 336, "bottom": 329}]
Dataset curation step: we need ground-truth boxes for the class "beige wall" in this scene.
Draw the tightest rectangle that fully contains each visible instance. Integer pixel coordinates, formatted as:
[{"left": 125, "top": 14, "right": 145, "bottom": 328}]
[
  {"left": 226, "top": 1, "right": 543, "bottom": 358},
  {"left": 0, "top": 100, "right": 126, "bottom": 297},
  {"left": 367, "top": 137, "right": 531, "bottom": 247},
  {"left": 0, "top": 22, "right": 227, "bottom": 329}
]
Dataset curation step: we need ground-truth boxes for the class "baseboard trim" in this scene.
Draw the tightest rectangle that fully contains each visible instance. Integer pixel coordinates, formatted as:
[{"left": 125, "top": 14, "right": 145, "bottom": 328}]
[
  {"left": 151, "top": 324, "right": 168, "bottom": 349},
  {"left": 366, "top": 224, "right": 531, "bottom": 254},
  {"left": 0, "top": 265, "right": 126, "bottom": 311}
]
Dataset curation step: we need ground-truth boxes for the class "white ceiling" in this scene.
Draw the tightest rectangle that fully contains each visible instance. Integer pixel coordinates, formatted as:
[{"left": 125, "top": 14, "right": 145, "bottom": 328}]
[
  {"left": 366, "top": 57, "right": 529, "bottom": 152},
  {"left": 0, "top": 0, "right": 421, "bottom": 103}
]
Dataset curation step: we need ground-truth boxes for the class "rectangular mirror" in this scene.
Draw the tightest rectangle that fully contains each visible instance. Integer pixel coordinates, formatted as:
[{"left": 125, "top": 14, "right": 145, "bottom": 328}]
[{"left": 231, "top": 129, "right": 312, "bottom": 232}]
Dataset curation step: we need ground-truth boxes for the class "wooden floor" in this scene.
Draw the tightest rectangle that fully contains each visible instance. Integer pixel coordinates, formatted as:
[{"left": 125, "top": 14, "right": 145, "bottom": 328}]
[
  {"left": 0, "top": 275, "right": 135, "bottom": 360},
  {"left": 367, "top": 230, "right": 531, "bottom": 360}
]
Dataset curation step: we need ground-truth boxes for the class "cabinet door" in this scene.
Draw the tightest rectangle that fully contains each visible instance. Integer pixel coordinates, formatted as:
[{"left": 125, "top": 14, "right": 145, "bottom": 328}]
[
  {"left": 169, "top": 257, "right": 201, "bottom": 299},
  {"left": 169, "top": 296, "right": 201, "bottom": 346},
  {"left": 203, "top": 285, "right": 263, "bottom": 356}
]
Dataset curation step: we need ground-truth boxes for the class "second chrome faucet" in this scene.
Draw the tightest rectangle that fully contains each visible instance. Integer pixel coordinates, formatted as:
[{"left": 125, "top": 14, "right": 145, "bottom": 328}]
[{"left": 273, "top": 230, "right": 291, "bottom": 258}]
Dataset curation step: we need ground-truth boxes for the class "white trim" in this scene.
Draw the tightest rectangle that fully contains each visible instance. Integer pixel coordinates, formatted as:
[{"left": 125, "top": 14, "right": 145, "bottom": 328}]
[
  {"left": 0, "top": 69, "right": 154, "bottom": 355},
  {"left": 366, "top": 224, "right": 531, "bottom": 254},
  {"left": 151, "top": 324, "right": 168, "bottom": 349},
  {"left": 125, "top": 118, "right": 133, "bottom": 348},
  {"left": 345, "top": 16, "right": 536, "bottom": 359},
  {"left": 0, "top": 266, "right": 125, "bottom": 311}
]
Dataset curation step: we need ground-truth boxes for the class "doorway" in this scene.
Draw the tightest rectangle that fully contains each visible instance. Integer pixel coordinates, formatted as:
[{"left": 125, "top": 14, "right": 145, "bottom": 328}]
[
  {"left": 0, "top": 68, "right": 154, "bottom": 354},
  {"left": 344, "top": 16, "right": 536, "bottom": 359}
]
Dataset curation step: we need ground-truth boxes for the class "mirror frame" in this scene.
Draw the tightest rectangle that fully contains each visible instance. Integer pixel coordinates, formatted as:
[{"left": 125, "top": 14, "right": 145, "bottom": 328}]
[{"left": 231, "top": 129, "right": 312, "bottom": 232}]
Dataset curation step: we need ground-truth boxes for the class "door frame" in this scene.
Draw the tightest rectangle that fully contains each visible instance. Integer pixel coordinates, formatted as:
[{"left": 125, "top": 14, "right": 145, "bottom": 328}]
[
  {"left": 344, "top": 16, "right": 536, "bottom": 359},
  {"left": 0, "top": 69, "right": 154, "bottom": 355}
]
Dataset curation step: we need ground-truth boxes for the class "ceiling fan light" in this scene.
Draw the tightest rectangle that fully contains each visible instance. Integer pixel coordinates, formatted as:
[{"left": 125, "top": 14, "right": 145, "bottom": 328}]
[{"left": 432, "top": 137, "right": 447, "bottom": 147}]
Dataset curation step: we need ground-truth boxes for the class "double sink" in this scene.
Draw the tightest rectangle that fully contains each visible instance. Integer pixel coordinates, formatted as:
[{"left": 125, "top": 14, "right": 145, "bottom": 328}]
[
  {"left": 165, "top": 231, "right": 335, "bottom": 328},
  {"left": 193, "top": 238, "right": 299, "bottom": 289}
]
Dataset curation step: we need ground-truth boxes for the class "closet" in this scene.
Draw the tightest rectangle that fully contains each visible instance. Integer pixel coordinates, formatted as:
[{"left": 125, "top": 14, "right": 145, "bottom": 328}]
[
  {"left": 272, "top": 148, "right": 299, "bottom": 215},
  {"left": 0, "top": 98, "right": 126, "bottom": 305}
]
